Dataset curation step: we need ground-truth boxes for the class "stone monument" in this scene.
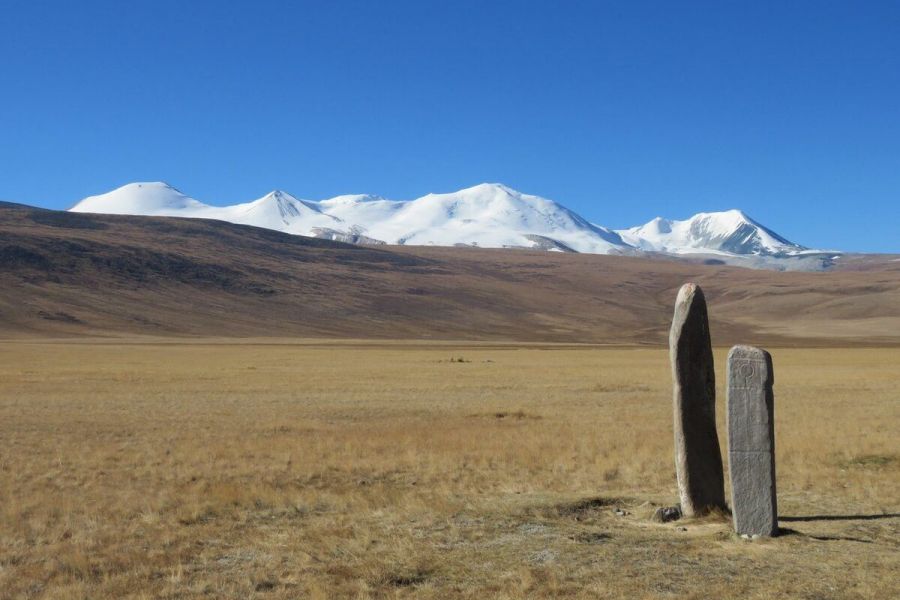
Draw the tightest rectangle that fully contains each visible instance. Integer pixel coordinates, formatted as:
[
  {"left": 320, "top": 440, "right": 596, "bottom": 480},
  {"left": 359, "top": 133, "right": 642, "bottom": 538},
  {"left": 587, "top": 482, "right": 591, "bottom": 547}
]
[
  {"left": 669, "top": 283, "right": 727, "bottom": 516},
  {"left": 727, "top": 345, "right": 778, "bottom": 536}
]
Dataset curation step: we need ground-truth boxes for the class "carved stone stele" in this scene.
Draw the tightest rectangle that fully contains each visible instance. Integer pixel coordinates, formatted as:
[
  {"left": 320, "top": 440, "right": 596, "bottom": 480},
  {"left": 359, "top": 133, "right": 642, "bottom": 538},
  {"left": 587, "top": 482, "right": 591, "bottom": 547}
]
[{"left": 727, "top": 345, "right": 778, "bottom": 536}]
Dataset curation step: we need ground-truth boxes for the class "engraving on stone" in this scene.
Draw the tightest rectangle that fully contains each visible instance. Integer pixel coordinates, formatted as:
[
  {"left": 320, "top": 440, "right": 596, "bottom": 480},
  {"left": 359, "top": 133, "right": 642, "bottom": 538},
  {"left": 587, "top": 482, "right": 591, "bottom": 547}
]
[{"left": 731, "top": 358, "right": 765, "bottom": 390}]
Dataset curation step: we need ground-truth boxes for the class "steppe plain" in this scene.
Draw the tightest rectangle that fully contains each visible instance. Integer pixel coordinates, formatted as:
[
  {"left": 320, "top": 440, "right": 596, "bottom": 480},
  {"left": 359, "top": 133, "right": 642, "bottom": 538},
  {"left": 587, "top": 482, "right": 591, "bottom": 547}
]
[
  {"left": 1, "top": 204, "right": 898, "bottom": 598},
  {"left": 1, "top": 341, "right": 897, "bottom": 599}
]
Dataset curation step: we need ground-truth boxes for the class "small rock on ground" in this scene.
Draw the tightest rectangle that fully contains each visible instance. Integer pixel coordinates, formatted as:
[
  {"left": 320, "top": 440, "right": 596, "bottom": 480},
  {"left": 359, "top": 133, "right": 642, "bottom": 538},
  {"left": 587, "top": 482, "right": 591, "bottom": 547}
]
[{"left": 652, "top": 506, "right": 683, "bottom": 523}]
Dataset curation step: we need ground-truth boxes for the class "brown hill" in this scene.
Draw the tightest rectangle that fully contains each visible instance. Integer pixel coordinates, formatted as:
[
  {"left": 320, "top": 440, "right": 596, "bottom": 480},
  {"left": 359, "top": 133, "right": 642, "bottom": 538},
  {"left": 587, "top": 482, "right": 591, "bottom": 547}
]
[{"left": 1, "top": 202, "right": 898, "bottom": 345}]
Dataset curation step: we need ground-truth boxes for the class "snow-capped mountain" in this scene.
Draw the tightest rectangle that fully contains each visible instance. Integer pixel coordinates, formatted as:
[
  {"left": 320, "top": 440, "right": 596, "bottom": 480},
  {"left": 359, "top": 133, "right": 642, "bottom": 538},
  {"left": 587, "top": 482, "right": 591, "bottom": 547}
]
[
  {"left": 69, "top": 181, "right": 827, "bottom": 267},
  {"left": 72, "top": 183, "right": 341, "bottom": 234},
  {"left": 616, "top": 210, "right": 806, "bottom": 257},
  {"left": 327, "top": 183, "right": 630, "bottom": 254},
  {"left": 71, "top": 182, "right": 635, "bottom": 254},
  {"left": 72, "top": 181, "right": 207, "bottom": 214}
]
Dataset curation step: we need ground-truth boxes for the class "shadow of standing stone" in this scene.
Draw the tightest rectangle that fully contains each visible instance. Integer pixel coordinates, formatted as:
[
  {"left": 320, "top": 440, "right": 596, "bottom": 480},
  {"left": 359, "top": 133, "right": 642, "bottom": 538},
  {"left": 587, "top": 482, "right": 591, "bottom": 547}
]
[
  {"left": 727, "top": 345, "right": 778, "bottom": 536},
  {"left": 669, "top": 283, "right": 727, "bottom": 516}
]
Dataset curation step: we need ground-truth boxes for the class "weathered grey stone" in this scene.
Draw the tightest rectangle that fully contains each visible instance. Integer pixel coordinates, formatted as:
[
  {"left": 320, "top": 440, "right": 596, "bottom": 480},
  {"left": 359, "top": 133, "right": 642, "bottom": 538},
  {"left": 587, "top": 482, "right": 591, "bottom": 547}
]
[
  {"left": 651, "top": 506, "right": 682, "bottom": 523},
  {"left": 727, "top": 345, "right": 777, "bottom": 536},
  {"left": 669, "top": 283, "right": 726, "bottom": 516}
]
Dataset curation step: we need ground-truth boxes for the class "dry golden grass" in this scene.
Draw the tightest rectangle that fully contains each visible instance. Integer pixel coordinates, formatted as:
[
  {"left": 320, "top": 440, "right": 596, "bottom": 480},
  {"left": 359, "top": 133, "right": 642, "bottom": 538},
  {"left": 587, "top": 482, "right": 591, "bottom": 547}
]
[{"left": 0, "top": 341, "right": 897, "bottom": 599}]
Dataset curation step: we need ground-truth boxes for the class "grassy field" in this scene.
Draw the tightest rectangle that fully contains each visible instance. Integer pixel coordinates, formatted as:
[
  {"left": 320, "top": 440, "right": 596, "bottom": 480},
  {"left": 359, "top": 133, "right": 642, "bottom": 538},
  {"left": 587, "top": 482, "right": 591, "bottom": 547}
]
[{"left": 0, "top": 340, "right": 897, "bottom": 599}]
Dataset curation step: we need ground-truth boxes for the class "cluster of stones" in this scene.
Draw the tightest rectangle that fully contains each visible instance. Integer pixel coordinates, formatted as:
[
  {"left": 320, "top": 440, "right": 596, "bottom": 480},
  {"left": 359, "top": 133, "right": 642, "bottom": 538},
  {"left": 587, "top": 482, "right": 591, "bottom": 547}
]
[{"left": 669, "top": 283, "right": 778, "bottom": 537}]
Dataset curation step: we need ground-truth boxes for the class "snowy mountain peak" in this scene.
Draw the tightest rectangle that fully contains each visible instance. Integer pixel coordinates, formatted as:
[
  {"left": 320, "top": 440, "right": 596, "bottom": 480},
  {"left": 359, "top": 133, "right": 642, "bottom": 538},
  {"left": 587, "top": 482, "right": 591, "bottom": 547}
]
[
  {"left": 235, "top": 190, "right": 338, "bottom": 229},
  {"left": 244, "top": 190, "right": 307, "bottom": 218},
  {"left": 690, "top": 209, "right": 753, "bottom": 231},
  {"left": 418, "top": 183, "right": 526, "bottom": 206},
  {"left": 71, "top": 181, "right": 207, "bottom": 214},
  {"left": 261, "top": 189, "right": 295, "bottom": 201},
  {"left": 319, "top": 194, "right": 389, "bottom": 206},
  {"left": 641, "top": 216, "right": 673, "bottom": 235},
  {"left": 139, "top": 181, "right": 177, "bottom": 191},
  {"left": 617, "top": 209, "right": 804, "bottom": 257},
  {"left": 341, "top": 183, "right": 632, "bottom": 253},
  {"left": 459, "top": 182, "right": 518, "bottom": 195}
]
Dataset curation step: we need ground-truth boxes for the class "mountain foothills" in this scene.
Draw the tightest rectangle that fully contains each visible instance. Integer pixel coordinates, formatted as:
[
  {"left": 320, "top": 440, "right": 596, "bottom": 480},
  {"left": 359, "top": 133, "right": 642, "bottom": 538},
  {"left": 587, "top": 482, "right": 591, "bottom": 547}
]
[
  {"left": 2, "top": 200, "right": 899, "bottom": 343},
  {"left": 69, "top": 182, "right": 835, "bottom": 270}
]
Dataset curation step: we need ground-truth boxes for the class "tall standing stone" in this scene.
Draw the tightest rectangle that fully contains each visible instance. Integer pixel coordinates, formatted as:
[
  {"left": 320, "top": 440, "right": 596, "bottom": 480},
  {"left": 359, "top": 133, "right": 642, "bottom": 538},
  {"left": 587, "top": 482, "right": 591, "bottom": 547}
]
[
  {"left": 727, "top": 345, "right": 778, "bottom": 536},
  {"left": 669, "top": 283, "right": 726, "bottom": 516}
]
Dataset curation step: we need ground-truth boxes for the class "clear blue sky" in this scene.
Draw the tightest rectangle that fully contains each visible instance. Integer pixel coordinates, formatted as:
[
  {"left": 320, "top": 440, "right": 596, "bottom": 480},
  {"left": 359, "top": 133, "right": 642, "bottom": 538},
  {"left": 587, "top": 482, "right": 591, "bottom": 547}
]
[{"left": 2, "top": 1, "right": 898, "bottom": 252}]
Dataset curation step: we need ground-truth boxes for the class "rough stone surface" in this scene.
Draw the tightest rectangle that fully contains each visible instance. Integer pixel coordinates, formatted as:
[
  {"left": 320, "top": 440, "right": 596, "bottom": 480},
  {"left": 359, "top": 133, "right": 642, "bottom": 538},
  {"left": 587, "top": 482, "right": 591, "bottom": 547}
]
[
  {"left": 727, "top": 345, "right": 778, "bottom": 536},
  {"left": 669, "top": 283, "right": 726, "bottom": 516},
  {"left": 652, "top": 506, "right": 682, "bottom": 523}
]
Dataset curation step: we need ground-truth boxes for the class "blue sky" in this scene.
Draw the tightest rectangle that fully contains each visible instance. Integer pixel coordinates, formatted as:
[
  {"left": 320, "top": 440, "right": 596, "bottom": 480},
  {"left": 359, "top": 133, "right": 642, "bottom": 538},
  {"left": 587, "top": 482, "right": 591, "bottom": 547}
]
[{"left": 1, "top": 1, "right": 898, "bottom": 252}]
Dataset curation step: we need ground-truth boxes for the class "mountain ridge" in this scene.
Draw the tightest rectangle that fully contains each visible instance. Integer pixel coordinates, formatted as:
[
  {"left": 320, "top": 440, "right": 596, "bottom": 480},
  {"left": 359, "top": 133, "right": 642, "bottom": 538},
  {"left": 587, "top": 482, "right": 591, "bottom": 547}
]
[
  {"left": 69, "top": 181, "right": 828, "bottom": 268},
  {"left": 3, "top": 200, "right": 899, "bottom": 343},
  {"left": 618, "top": 209, "right": 808, "bottom": 257}
]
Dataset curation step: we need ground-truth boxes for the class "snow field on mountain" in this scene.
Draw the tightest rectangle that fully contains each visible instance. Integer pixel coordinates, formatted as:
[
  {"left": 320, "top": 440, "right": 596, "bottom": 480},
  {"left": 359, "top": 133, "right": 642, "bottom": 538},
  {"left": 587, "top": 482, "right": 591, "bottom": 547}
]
[{"left": 71, "top": 181, "right": 812, "bottom": 259}]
